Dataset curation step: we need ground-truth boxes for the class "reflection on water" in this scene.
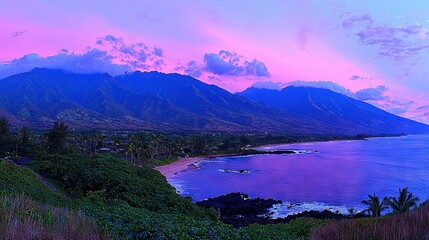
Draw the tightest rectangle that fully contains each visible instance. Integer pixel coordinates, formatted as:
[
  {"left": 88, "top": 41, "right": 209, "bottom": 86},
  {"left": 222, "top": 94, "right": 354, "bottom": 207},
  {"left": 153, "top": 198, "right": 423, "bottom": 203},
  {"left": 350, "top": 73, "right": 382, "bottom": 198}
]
[{"left": 169, "top": 135, "right": 429, "bottom": 216}]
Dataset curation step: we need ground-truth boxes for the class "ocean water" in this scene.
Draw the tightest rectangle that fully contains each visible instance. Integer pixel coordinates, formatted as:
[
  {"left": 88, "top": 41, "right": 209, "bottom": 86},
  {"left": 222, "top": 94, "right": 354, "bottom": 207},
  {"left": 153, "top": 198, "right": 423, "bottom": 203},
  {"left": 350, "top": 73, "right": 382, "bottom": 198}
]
[{"left": 168, "top": 134, "right": 429, "bottom": 217}]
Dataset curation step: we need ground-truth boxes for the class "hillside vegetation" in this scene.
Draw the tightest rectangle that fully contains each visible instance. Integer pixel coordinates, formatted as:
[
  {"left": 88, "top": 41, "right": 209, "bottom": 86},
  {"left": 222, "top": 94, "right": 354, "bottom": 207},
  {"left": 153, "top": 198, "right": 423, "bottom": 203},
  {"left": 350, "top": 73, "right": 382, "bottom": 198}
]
[
  {"left": 1, "top": 68, "right": 428, "bottom": 134},
  {"left": 1, "top": 156, "right": 330, "bottom": 239},
  {"left": 311, "top": 202, "right": 429, "bottom": 239},
  {"left": 1, "top": 119, "right": 428, "bottom": 239}
]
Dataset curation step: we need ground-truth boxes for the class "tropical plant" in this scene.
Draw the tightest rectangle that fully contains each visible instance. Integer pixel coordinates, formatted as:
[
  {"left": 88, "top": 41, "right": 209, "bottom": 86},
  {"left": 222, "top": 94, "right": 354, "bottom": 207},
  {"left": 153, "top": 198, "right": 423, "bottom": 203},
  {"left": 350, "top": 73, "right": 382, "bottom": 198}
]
[
  {"left": 0, "top": 117, "right": 11, "bottom": 154},
  {"left": 361, "top": 193, "right": 388, "bottom": 217},
  {"left": 45, "top": 120, "right": 69, "bottom": 154},
  {"left": 17, "top": 126, "right": 33, "bottom": 155},
  {"left": 386, "top": 187, "right": 419, "bottom": 213}
]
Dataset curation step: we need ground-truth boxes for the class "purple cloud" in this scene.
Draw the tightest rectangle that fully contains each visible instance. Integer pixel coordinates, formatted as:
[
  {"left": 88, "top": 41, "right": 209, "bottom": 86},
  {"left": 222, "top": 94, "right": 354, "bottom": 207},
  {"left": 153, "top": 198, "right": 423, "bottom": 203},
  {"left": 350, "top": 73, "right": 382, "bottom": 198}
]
[
  {"left": 351, "top": 75, "right": 363, "bottom": 80},
  {"left": 296, "top": 25, "right": 310, "bottom": 50},
  {"left": 355, "top": 85, "right": 387, "bottom": 101},
  {"left": 389, "top": 99, "right": 414, "bottom": 106},
  {"left": 11, "top": 31, "right": 26, "bottom": 38},
  {"left": 356, "top": 24, "right": 429, "bottom": 61},
  {"left": 416, "top": 105, "right": 429, "bottom": 111},
  {"left": 203, "top": 50, "right": 270, "bottom": 77},
  {"left": 342, "top": 13, "right": 429, "bottom": 61},
  {"left": 152, "top": 47, "right": 163, "bottom": 57},
  {"left": 95, "top": 35, "right": 164, "bottom": 70},
  {"left": 183, "top": 60, "right": 202, "bottom": 78},
  {"left": 0, "top": 34, "right": 165, "bottom": 79},
  {"left": 342, "top": 14, "right": 373, "bottom": 28},
  {"left": 387, "top": 107, "right": 407, "bottom": 115},
  {"left": 103, "top": 34, "right": 120, "bottom": 42},
  {"left": 0, "top": 49, "right": 130, "bottom": 79}
]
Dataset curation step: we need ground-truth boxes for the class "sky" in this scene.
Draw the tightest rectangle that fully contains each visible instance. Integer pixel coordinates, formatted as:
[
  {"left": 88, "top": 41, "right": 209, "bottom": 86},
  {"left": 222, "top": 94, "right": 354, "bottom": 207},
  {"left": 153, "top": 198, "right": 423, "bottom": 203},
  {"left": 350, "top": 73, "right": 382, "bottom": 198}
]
[{"left": 1, "top": 0, "right": 429, "bottom": 123}]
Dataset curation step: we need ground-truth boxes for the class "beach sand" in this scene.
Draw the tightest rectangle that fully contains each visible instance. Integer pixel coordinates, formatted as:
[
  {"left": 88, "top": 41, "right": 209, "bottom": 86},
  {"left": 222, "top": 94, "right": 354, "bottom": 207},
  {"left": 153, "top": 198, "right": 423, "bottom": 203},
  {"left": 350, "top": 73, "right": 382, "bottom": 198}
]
[
  {"left": 154, "top": 157, "right": 206, "bottom": 178},
  {"left": 155, "top": 153, "right": 239, "bottom": 178}
]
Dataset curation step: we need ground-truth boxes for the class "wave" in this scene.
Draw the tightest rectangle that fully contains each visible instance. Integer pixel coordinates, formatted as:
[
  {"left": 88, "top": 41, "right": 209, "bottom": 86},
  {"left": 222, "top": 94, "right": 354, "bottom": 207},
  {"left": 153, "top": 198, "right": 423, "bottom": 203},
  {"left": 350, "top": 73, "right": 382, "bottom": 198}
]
[
  {"left": 217, "top": 169, "right": 252, "bottom": 174},
  {"left": 267, "top": 201, "right": 364, "bottom": 219}
]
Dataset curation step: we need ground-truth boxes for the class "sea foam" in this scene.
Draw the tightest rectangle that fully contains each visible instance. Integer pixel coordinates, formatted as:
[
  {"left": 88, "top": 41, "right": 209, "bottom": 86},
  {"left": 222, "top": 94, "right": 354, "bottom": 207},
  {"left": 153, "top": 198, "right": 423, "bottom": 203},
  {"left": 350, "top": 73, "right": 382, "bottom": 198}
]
[{"left": 267, "top": 202, "right": 364, "bottom": 219}]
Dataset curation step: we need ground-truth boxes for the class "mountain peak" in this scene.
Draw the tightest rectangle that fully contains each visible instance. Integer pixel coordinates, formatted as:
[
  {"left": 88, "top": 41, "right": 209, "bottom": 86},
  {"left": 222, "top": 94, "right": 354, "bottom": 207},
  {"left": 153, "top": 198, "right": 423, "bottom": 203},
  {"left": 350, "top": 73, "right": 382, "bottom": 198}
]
[
  {"left": 1, "top": 69, "right": 428, "bottom": 134},
  {"left": 238, "top": 85, "right": 429, "bottom": 134}
]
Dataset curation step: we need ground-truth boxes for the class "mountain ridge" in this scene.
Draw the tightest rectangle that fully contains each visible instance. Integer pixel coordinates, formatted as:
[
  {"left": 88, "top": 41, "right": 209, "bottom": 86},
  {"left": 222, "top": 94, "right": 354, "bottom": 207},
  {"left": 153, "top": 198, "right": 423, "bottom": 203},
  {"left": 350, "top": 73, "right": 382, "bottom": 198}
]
[
  {"left": 238, "top": 86, "right": 429, "bottom": 134},
  {"left": 0, "top": 68, "right": 428, "bottom": 134}
]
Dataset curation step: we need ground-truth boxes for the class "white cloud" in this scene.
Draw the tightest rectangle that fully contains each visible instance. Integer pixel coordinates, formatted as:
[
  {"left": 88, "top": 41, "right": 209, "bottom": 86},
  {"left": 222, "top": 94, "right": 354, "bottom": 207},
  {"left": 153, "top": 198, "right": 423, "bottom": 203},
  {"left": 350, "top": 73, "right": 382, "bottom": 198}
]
[
  {"left": 287, "top": 80, "right": 354, "bottom": 97},
  {"left": 251, "top": 81, "right": 283, "bottom": 90}
]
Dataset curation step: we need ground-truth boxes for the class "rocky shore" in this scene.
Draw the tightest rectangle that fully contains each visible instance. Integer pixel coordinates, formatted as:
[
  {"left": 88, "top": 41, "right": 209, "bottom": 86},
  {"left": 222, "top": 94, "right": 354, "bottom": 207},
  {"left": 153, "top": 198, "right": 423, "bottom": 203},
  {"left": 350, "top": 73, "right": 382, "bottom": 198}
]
[{"left": 196, "top": 193, "right": 367, "bottom": 228}]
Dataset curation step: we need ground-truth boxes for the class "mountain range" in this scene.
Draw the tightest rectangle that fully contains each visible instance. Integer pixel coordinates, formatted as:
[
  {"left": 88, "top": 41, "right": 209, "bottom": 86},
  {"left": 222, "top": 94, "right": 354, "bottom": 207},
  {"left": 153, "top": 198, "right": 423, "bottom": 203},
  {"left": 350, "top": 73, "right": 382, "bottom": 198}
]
[{"left": 0, "top": 68, "right": 428, "bottom": 135}]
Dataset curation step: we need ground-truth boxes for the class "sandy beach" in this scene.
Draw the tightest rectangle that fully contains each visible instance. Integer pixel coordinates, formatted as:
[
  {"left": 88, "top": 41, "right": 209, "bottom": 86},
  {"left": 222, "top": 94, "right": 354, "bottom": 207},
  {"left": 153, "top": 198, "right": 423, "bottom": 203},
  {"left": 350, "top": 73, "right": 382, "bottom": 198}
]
[
  {"left": 155, "top": 156, "right": 206, "bottom": 178},
  {"left": 155, "top": 153, "right": 241, "bottom": 178}
]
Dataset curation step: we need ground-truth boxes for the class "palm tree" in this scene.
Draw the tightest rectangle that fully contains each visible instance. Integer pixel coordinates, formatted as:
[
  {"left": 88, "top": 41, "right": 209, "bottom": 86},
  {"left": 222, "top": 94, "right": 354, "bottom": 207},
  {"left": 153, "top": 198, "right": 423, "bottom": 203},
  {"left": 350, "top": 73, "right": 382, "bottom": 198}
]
[
  {"left": 361, "top": 193, "right": 389, "bottom": 217},
  {"left": 386, "top": 187, "right": 419, "bottom": 213}
]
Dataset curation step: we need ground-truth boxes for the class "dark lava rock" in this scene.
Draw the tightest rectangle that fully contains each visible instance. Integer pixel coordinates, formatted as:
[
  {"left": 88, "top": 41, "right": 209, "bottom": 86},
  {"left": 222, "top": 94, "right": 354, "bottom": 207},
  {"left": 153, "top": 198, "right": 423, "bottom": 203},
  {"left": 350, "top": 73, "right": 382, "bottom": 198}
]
[
  {"left": 196, "top": 192, "right": 281, "bottom": 216},
  {"left": 196, "top": 192, "right": 368, "bottom": 228}
]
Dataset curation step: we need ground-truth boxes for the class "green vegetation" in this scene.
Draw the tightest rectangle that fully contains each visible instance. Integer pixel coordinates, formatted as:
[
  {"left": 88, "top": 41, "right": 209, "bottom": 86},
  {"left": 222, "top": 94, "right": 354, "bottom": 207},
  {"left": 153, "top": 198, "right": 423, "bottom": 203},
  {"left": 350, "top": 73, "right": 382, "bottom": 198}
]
[
  {"left": 0, "top": 153, "right": 330, "bottom": 239},
  {"left": 0, "top": 194, "right": 107, "bottom": 239},
  {"left": 0, "top": 160, "right": 66, "bottom": 205},
  {"left": 311, "top": 202, "right": 429, "bottom": 239},
  {"left": 314, "top": 189, "right": 424, "bottom": 239},
  {"left": 360, "top": 193, "right": 388, "bottom": 218},
  {"left": 45, "top": 120, "right": 69, "bottom": 154},
  {"left": 0, "top": 117, "right": 11, "bottom": 154},
  {"left": 0, "top": 118, "right": 426, "bottom": 239},
  {"left": 361, "top": 188, "right": 420, "bottom": 217},
  {"left": 33, "top": 154, "right": 213, "bottom": 217},
  {"left": 386, "top": 187, "right": 419, "bottom": 213},
  {"left": 0, "top": 116, "right": 331, "bottom": 239}
]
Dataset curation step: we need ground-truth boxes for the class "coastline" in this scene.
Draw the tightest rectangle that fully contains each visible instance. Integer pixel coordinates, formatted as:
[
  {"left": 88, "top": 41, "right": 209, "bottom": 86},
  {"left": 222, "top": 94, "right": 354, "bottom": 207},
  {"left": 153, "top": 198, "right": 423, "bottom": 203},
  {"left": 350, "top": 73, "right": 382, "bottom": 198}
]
[
  {"left": 155, "top": 150, "right": 296, "bottom": 178},
  {"left": 154, "top": 134, "right": 402, "bottom": 179},
  {"left": 155, "top": 153, "right": 239, "bottom": 178},
  {"left": 155, "top": 156, "right": 206, "bottom": 178}
]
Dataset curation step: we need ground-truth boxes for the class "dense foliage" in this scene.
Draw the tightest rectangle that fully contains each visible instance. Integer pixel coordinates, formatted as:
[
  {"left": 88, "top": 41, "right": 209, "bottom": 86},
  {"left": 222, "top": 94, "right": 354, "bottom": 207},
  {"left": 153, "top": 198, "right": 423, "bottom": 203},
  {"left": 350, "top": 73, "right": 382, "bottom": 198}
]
[
  {"left": 1, "top": 118, "right": 425, "bottom": 239},
  {"left": 33, "top": 154, "right": 214, "bottom": 218},
  {"left": 1, "top": 155, "right": 330, "bottom": 239}
]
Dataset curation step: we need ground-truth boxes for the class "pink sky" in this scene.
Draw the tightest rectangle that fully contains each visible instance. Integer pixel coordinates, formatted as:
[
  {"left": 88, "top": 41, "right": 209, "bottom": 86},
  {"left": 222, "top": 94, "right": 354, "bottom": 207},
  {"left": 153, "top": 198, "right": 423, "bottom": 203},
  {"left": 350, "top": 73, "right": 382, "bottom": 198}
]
[{"left": 1, "top": 1, "right": 429, "bottom": 123}]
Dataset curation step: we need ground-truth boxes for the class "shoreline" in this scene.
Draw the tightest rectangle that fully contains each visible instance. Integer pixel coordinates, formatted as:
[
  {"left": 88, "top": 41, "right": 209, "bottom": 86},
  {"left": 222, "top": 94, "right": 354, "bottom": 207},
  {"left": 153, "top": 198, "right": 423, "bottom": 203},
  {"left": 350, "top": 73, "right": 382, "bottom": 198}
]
[
  {"left": 155, "top": 150, "right": 296, "bottom": 179},
  {"left": 155, "top": 134, "right": 403, "bottom": 179},
  {"left": 155, "top": 153, "right": 239, "bottom": 178}
]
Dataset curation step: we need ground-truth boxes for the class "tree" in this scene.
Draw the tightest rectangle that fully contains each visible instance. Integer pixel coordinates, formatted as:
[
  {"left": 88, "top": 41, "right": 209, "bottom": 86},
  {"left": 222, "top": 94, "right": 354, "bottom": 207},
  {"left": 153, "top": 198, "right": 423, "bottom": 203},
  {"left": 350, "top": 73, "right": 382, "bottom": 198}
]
[
  {"left": 361, "top": 193, "right": 389, "bottom": 217},
  {"left": 0, "top": 117, "right": 11, "bottom": 154},
  {"left": 46, "top": 120, "right": 69, "bottom": 154},
  {"left": 192, "top": 135, "right": 207, "bottom": 155},
  {"left": 18, "top": 126, "right": 32, "bottom": 155},
  {"left": 127, "top": 133, "right": 150, "bottom": 165},
  {"left": 386, "top": 187, "right": 419, "bottom": 213}
]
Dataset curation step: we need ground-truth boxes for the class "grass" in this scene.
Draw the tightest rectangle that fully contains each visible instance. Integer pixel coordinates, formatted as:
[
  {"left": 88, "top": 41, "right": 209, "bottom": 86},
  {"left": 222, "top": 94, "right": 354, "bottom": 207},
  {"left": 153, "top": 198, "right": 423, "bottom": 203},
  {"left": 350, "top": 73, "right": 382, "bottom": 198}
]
[
  {"left": 151, "top": 157, "right": 178, "bottom": 166},
  {"left": 0, "top": 194, "right": 109, "bottom": 239},
  {"left": 0, "top": 159, "right": 67, "bottom": 205},
  {"left": 311, "top": 202, "right": 429, "bottom": 239}
]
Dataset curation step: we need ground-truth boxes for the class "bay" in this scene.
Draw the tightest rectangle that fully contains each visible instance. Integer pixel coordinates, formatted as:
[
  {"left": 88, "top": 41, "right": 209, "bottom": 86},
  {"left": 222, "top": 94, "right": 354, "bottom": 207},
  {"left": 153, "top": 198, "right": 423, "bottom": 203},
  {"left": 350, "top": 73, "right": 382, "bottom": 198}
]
[{"left": 168, "top": 134, "right": 429, "bottom": 217}]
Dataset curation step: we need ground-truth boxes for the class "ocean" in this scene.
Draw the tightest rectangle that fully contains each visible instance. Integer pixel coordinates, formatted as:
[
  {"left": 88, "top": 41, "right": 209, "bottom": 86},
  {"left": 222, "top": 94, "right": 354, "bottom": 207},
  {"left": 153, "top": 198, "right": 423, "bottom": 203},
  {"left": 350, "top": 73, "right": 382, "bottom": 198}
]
[{"left": 168, "top": 134, "right": 429, "bottom": 217}]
